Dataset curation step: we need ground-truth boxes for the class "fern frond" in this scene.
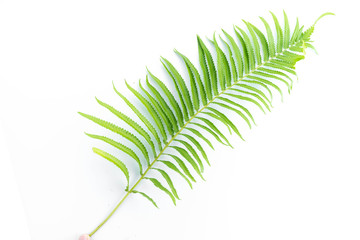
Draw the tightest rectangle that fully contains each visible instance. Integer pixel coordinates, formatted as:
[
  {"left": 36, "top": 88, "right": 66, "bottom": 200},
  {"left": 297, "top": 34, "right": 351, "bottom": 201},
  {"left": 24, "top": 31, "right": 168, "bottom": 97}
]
[{"left": 80, "top": 11, "right": 333, "bottom": 238}]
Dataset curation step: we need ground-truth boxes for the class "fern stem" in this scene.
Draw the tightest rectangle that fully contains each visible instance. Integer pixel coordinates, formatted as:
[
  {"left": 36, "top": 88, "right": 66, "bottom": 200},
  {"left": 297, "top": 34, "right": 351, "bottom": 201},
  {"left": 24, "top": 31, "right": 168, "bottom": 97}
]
[{"left": 88, "top": 42, "right": 298, "bottom": 237}]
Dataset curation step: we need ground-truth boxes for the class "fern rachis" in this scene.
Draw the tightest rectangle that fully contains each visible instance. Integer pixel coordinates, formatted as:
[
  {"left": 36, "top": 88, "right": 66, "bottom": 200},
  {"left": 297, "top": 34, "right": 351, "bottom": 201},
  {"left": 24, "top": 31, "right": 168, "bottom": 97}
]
[{"left": 79, "top": 11, "right": 333, "bottom": 239}]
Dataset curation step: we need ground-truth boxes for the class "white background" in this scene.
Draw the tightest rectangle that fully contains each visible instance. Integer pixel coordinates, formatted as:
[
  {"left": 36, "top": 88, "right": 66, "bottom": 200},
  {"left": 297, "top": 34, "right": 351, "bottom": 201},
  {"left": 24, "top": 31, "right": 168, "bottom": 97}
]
[{"left": 1, "top": 0, "right": 359, "bottom": 240}]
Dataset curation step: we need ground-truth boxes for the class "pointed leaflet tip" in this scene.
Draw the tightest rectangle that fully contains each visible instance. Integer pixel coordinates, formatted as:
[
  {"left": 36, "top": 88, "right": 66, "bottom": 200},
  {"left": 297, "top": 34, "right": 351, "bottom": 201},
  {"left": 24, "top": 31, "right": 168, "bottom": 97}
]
[
  {"left": 174, "top": 49, "right": 187, "bottom": 59},
  {"left": 112, "top": 80, "right": 118, "bottom": 92},
  {"left": 174, "top": 49, "right": 183, "bottom": 58},
  {"left": 218, "top": 34, "right": 225, "bottom": 43},
  {"left": 221, "top": 28, "right": 229, "bottom": 37},
  {"left": 124, "top": 79, "right": 133, "bottom": 91},
  {"left": 160, "top": 57, "right": 168, "bottom": 67},
  {"left": 146, "top": 67, "right": 155, "bottom": 78},
  {"left": 205, "top": 35, "right": 214, "bottom": 44},
  {"left": 94, "top": 96, "right": 102, "bottom": 104},
  {"left": 314, "top": 12, "right": 335, "bottom": 26},
  {"left": 78, "top": 111, "right": 90, "bottom": 119}
]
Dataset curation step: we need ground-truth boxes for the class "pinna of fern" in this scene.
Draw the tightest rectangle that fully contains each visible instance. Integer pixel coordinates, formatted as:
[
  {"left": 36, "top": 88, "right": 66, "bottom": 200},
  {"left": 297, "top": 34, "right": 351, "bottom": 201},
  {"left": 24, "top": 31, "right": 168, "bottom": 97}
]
[{"left": 78, "top": 11, "right": 333, "bottom": 238}]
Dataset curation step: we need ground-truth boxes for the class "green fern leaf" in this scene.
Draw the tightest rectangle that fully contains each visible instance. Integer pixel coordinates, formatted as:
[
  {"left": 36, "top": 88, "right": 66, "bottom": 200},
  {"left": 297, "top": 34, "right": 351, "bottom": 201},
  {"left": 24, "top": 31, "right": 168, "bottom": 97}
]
[
  {"left": 132, "top": 190, "right": 158, "bottom": 208},
  {"left": 79, "top": 11, "right": 334, "bottom": 238},
  {"left": 92, "top": 148, "right": 130, "bottom": 190}
]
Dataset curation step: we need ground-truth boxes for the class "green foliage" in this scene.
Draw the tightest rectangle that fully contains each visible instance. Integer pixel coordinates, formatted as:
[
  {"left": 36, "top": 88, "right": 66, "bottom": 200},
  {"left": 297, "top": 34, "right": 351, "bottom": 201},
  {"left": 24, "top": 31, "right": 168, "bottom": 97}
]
[{"left": 80, "top": 11, "right": 334, "bottom": 236}]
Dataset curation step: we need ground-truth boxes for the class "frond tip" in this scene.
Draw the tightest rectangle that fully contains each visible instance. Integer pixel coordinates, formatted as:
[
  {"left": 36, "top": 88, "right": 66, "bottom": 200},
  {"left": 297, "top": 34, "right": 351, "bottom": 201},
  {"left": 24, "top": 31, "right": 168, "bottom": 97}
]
[
  {"left": 79, "top": 11, "right": 332, "bottom": 238},
  {"left": 314, "top": 12, "right": 335, "bottom": 26}
]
